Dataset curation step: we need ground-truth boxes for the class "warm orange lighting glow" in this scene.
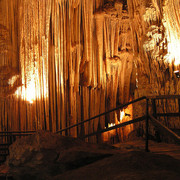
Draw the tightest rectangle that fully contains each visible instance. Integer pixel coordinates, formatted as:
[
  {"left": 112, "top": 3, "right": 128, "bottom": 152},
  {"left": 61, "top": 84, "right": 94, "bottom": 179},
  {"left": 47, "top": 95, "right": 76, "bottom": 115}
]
[
  {"left": 15, "top": 77, "right": 36, "bottom": 103},
  {"left": 108, "top": 123, "right": 116, "bottom": 128},
  {"left": 24, "top": 81, "right": 36, "bottom": 104},
  {"left": 163, "top": 0, "right": 180, "bottom": 66},
  {"left": 164, "top": 29, "right": 180, "bottom": 66},
  {"left": 106, "top": 110, "right": 125, "bottom": 128},
  {"left": 14, "top": 68, "right": 48, "bottom": 104},
  {"left": 120, "top": 110, "right": 125, "bottom": 122},
  {"left": 174, "top": 70, "right": 180, "bottom": 78},
  {"left": 143, "top": 1, "right": 180, "bottom": 66},
  {"left": 8, "top": 75, "right": 18, "bottom": 86}
]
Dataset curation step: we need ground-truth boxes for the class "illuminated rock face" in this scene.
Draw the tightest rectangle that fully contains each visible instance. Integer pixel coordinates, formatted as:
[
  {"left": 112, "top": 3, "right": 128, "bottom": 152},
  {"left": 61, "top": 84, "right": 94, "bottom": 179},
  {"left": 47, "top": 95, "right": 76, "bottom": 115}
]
[
  {"left": 0, "top": 0, "right": 179, "bottom": 141},
  {"left": 129, "top": 0, "right": 180, "bottom": 134},
  {"left": 0, "top": 0, "right": 21, "bottom": 97}
]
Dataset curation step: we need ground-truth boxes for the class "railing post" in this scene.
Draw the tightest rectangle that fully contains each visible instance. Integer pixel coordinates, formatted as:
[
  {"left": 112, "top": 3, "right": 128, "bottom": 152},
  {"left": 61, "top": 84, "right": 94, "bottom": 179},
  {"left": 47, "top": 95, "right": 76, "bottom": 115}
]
[
  {"left": 145, "top": 98, "right": 149, "bottom": 152},
  {"left": 152, "top": 99, "right": 157, "bottom": 118}
]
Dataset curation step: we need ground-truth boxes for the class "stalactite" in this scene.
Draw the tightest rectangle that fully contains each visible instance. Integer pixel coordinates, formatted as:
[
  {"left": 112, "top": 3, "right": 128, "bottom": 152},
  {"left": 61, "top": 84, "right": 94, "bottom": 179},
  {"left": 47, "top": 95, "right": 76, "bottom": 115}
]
[
  {"left": 131, "top": 0, "right": 180, "bottom": 132},
  {"left": 0, "top": 0, "right": 134, "bottom": 140},
  {"left": 1, "top": 0, "right": 179, "bottom": 142},
  {"left": 95, "top": 13, "right": 104, "bottom": 87},
  {"left": 0, "top": 0, "right": 20, "bottom": 98}
]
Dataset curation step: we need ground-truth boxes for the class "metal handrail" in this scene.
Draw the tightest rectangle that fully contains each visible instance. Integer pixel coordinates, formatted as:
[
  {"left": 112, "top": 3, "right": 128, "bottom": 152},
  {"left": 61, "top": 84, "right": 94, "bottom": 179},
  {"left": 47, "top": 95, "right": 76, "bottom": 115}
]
[
  {"left": 0, "top": 131, "right": 36, "bottom": 134},
  {"left": 149, "top": 115, "right": 180, "bottom": 143},
  {"left": 56, "top": 95, "right": 180, "bottom": 152},
  {"left": 56, "top": 95, "right": 180, "bottom": 134},
  {"left": 83, "top": 115, "right": 147, "bottom": 138},
  {"left": 56, "top": 96, "right": 147, "bottom": 133},
  {"left": 147, "top": 95, "right": 180, "bottom": 99},
  {"left": 0, "top": 95, "right": 179, "bottom": 152}
]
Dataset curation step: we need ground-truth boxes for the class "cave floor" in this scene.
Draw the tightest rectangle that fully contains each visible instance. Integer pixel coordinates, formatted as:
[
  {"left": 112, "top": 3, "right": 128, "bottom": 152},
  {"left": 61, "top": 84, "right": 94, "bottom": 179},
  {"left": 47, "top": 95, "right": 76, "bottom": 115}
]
[
  {"left": 52, "top": 140, "right": 180, "bottom": 180},
  {"left": 113, "top": 140, "right": 180, "bottom": 160},
  {"left": 0, "top": 136, "right": 180, "bottom": 180}
]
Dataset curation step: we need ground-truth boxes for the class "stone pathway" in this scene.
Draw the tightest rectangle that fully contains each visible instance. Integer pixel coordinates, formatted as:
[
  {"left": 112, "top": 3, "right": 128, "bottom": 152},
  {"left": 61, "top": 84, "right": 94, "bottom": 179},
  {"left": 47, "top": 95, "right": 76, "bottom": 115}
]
[{"left": 114, "top": 140, "right": 180, "bottom": 160}]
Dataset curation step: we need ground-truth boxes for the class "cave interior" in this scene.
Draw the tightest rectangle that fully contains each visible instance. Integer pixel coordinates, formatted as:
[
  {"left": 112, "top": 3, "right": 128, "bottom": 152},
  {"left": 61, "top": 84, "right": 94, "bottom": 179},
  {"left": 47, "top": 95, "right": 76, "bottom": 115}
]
[{"left": 0, "top": 0, "right": 180, "bottom": 178}]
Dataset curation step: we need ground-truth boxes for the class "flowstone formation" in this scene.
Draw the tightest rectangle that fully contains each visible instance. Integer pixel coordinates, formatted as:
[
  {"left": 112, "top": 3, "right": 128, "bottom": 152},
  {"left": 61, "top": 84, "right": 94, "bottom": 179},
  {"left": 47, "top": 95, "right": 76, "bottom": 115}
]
[
  {"left": 129, "top": 0, "right": 180, "bottom": 132},
  {"left": 0, "top": 0, "right": 21, "bottom": 97},
  {"left": 0, "top": 0, "right": 179, "bottom": 142},
  {"left": 0, "top": 0, "right": 136, "bottom": 140}
]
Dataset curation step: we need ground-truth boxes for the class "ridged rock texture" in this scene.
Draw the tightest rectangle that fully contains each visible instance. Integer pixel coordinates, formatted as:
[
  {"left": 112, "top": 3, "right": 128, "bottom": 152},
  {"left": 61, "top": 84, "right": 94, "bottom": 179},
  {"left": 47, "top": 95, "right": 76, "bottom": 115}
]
[{"left": 0, "top": 0, "right": 179, "bottom": 142}]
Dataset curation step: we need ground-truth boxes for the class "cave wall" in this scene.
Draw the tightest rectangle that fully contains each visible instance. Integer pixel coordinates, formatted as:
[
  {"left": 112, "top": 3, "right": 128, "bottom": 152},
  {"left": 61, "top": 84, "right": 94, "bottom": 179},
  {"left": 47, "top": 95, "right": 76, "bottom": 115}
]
[
  {"left": 129, "top": 0, "right": 180, "bottom": 136},
  {"left": 0, "top": 0, "right": 179, "bottom": 142}
]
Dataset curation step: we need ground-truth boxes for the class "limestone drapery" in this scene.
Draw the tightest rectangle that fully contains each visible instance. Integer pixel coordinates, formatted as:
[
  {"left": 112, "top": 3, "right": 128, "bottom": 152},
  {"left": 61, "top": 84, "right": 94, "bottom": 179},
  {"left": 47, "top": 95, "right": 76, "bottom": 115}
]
[{"left": 0, "top": 0, "right": 179, "bottom": 141}]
